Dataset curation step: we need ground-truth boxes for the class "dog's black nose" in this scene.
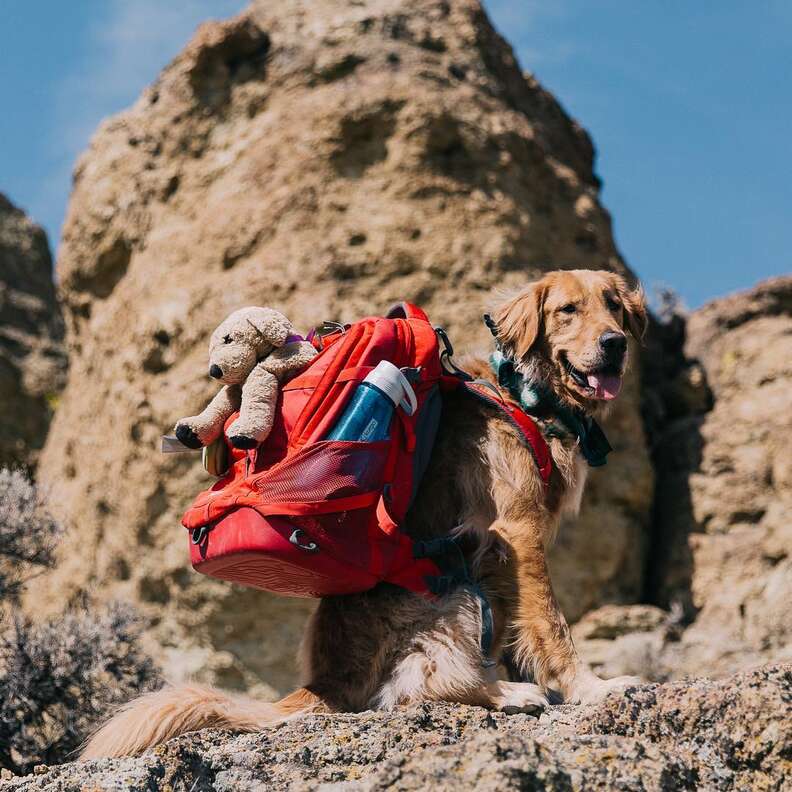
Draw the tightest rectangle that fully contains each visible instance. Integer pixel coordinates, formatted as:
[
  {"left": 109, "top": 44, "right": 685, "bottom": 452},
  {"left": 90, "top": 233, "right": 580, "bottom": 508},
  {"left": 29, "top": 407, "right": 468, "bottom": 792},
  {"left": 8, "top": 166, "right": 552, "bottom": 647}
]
[
  {"left": 599, "top": 331, "right": 627, "bottom": 358},
  {"left": 209, "top": 364, "right": 223, "bottom": 379}
]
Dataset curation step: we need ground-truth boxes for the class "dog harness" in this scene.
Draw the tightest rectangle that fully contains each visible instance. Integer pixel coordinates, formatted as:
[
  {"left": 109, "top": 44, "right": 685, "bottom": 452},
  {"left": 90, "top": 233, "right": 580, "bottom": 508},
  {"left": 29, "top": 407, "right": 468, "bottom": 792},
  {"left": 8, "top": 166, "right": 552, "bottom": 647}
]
[{"left": 482, "top": 315, "right": 613, "bottom": 467}]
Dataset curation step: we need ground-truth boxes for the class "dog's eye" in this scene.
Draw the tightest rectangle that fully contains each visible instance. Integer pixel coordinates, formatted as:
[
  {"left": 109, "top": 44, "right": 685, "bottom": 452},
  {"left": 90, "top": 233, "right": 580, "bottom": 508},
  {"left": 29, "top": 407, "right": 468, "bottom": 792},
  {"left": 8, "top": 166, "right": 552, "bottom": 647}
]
[
  {"left": 606, "top": 296, "right": 622, "bottom": 311},
  {"left": 223, "top": 335, "right": 232, "bottom": 344},
  {"left": 559, "top": 304, "right": 577, "bottom": 314}
]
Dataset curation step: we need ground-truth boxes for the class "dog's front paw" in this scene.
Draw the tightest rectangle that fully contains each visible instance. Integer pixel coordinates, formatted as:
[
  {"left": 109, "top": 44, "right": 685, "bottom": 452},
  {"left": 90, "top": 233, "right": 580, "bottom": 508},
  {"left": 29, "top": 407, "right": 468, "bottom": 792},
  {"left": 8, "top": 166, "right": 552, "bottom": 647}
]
[
  {"left": 492, "top": 682, "right": 548, "bottom": 716},
  {"left": 175, "top": 423, "right": 202, "bottom": 449},
  {"left": 568, "top": 673, "right": 642, "bottom": 705}
]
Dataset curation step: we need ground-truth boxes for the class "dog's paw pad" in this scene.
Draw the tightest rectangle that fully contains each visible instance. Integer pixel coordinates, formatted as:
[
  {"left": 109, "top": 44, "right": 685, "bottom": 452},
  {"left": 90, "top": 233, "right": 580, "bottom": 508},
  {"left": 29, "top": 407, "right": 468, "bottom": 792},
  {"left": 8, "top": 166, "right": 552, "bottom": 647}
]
[
  {"left": 495, "top": 683, "right": 548, "bottom": 716},
  {"left": 500, "top": 702, "right": 543, "bottom": 716}
]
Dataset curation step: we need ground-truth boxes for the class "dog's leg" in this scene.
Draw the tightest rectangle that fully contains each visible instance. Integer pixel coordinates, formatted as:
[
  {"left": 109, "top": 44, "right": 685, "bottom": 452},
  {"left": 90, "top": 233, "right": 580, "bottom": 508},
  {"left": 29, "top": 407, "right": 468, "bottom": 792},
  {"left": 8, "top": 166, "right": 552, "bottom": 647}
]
[
  {"left": 175, "top": 384, "right": 241, "bottom": 448},
  {"left": 493, "top": 522, "right": 638, "bottom": 704},
  {"left": 227, "top": 363, "right": 278, "bottom": 448},
  {"left": 304, "top": 587, "right": 546, "bottom": 718},
  {"left": 372, "top": 589, "right": 547, "bottom": 714}
]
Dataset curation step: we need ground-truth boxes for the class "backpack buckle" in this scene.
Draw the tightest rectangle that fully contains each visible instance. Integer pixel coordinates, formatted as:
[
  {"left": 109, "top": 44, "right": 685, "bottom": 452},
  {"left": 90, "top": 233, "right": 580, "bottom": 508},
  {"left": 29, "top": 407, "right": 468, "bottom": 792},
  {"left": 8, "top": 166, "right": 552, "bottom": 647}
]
[
  {"left": 315, "top": 321, "right": 347, "bottom": 337},
  {"left": 435, "top": 326, "right": 454, "bottom": 358},
  {"left": 191, "top": 525, "right": 211, "bottom": 545},
  {"left": 289, "top": 529, "right": 319, "bottom": 552},
  {"left": 435, "top": 327, "right": 472, "bottom": 381}
]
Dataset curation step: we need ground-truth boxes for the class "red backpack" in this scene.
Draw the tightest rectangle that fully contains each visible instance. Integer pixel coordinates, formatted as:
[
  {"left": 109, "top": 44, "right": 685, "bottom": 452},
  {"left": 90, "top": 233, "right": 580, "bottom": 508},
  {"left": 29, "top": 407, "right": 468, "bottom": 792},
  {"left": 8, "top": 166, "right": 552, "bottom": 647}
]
[{"left": 181, "top": 303, "right": 551, "bottom": 599}]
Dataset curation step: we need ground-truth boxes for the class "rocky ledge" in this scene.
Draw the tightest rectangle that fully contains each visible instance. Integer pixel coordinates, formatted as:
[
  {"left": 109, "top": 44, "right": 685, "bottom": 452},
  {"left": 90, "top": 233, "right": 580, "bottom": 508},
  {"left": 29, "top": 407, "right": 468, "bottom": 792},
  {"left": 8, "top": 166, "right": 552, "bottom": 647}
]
[{"left": 5, "top": 664, "right": 789, "bottom": 791}]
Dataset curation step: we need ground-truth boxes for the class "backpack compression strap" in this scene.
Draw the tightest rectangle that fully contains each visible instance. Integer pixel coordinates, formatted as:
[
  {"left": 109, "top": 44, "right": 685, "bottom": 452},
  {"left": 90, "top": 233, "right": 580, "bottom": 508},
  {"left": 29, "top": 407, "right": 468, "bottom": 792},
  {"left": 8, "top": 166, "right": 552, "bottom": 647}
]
[
  {"left": 385, "top": 301, "right": 430, "bottom": 322},
  {"left": 461, "top": 380, "right": 553, "bottom": 486}
]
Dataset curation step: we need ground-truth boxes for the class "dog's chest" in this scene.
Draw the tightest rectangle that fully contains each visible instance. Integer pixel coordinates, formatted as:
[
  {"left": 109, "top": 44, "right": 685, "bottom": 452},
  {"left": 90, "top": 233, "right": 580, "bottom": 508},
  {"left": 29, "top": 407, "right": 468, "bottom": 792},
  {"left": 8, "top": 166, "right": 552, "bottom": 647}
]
[
  {"left": 545, "top": 440, "right": 589, "bottom": 519},
  {"left": 557, "top": 454, "right": 588, "bottom": 517}
]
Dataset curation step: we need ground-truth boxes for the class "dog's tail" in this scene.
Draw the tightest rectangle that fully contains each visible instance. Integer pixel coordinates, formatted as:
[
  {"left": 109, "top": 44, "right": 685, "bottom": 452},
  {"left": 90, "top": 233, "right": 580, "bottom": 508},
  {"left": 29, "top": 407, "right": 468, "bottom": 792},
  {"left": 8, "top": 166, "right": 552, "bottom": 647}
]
[{"left": 80, "top": 684, "right": 326, "bottom": 759}]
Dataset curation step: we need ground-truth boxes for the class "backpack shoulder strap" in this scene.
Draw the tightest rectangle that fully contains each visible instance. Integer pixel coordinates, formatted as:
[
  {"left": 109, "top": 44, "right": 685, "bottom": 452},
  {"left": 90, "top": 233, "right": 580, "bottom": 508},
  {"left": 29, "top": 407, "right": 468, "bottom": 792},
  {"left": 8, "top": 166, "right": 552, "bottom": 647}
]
[
  {"left": 385, "top": 301, "right": 430, "bottom": 323},
  {"left": 461, "top": 381, "right": 553, "bottom": 485}
]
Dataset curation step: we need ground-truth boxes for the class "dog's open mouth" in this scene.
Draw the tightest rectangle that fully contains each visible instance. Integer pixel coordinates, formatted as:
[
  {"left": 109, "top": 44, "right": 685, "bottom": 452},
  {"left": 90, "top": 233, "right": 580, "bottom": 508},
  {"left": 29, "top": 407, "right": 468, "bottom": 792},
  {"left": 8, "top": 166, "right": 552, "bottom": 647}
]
[{"left": 563, "top": 355, "right": 623, "bottom": 401}]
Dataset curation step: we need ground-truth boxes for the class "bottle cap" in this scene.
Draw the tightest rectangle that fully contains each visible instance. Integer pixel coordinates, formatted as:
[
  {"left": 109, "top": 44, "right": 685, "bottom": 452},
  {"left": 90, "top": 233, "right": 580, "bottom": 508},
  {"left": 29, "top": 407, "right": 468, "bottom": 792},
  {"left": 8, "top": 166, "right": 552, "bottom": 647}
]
[{"left": 364, "top": 361, "right": 418, "bottom": 415}]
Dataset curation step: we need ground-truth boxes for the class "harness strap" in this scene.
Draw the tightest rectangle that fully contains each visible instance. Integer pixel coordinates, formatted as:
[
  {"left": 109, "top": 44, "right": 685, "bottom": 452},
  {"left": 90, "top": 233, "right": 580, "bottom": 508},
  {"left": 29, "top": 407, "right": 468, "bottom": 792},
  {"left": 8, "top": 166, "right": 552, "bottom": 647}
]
[
  {"left": 413, "top": 537, "right": 495, "bottom": 667},
  {"left": 283, "top": 365, "right": 375, "bottom": 391},
  {"left": 385, "top": 302, "right": 430, "bottom": 322},
  {"left": 461, "top": 381, "right": 553, "bottom": 486},
  {"left": 485, "top": 314, "right": 612, "bottom": 468}
]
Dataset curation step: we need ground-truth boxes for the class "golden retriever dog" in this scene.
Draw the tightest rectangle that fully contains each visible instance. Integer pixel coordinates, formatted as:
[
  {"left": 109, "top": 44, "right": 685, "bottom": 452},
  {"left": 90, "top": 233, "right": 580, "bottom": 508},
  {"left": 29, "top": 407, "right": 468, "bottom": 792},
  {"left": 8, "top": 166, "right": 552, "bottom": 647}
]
[{"left": 83, "top": 269, "right": 647, "bottom": 759}]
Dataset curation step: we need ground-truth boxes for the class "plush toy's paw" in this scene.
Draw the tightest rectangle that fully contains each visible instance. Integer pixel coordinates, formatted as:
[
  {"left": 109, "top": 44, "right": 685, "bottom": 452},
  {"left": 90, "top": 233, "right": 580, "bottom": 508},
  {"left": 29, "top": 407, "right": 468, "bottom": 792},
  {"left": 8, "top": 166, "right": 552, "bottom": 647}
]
[
  {"left": 175, "top": 423, "right": 203, "bottom": 449},
  {"left": 229, "top": 434, "right": 258, "bottom": 450},
  {"left": 227, "top": 415, "right": 268, "bottom": 450}
]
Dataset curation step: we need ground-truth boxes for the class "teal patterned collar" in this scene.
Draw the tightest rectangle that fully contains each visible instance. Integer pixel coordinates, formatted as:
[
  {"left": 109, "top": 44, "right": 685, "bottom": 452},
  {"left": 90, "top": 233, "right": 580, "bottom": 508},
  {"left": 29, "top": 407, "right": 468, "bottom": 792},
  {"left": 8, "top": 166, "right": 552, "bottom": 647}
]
[{"left": 488, "top": 341, "right": 612, "bottom": 468}]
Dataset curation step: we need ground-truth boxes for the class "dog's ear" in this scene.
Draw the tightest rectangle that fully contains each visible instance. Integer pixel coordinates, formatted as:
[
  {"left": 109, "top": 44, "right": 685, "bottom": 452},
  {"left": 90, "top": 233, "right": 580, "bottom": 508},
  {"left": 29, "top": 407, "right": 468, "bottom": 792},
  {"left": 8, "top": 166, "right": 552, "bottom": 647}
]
[
  {"left": 494, "top": 281, "right": 546, "bottom": 356},
  {"left": 617, "top": 280, "right": 648, "bottom": 341}
]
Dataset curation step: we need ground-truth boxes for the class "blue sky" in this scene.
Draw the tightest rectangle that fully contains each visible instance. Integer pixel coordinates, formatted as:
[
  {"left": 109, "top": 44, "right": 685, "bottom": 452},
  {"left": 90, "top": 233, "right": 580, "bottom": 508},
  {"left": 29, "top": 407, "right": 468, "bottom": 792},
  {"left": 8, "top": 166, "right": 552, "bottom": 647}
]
[{"left": 1, "top": 2, "right": 789, "bottom": 308}]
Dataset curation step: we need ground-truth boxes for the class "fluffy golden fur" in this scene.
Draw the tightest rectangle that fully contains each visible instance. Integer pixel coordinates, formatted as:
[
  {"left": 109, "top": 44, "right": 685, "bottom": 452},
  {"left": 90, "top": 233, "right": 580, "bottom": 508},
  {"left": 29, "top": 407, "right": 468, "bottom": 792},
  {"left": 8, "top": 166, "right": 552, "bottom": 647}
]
[{"left": 83, "top": 269, "right": 646, "bottom": 760}]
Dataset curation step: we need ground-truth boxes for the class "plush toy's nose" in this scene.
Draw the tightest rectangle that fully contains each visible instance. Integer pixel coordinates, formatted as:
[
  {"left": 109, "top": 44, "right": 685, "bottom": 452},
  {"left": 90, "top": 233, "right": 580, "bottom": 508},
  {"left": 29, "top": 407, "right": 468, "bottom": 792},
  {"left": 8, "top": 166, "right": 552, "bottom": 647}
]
[{"left": 209, "top": 364, "right": 223, "bottom": 379}]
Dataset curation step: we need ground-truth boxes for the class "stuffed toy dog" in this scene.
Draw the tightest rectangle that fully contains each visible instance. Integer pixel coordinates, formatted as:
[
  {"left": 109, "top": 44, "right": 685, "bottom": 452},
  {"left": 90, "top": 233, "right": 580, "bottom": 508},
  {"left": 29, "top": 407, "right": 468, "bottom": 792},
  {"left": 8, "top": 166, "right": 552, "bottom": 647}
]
[{"left": 175, "top": 307, "right": 316, "bottom": 450}]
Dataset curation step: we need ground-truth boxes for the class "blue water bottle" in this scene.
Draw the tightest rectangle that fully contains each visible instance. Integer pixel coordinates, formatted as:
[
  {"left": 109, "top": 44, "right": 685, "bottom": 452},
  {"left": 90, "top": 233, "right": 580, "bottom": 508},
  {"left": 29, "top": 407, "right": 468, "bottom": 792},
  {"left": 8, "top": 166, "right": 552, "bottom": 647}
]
[{"left": 326, "top": 360, "right": 417, "bottom": 441}]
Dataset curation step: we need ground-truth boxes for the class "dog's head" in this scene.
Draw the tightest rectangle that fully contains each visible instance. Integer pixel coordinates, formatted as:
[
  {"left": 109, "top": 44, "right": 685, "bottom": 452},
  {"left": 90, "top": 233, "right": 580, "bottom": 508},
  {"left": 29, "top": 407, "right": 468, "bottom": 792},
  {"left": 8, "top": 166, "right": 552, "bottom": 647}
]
[
  {"left": 207, "top": 307, "right": 292, "bottom": 385},
  {"left": 494, "top": 270, "right": 647, "bottom": 412}
]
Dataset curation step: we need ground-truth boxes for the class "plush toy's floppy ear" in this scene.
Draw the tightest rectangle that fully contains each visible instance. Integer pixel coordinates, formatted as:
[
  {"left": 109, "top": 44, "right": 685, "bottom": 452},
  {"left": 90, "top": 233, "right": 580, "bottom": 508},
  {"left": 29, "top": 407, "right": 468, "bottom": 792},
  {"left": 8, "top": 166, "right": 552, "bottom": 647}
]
[
  {"left": 494, "top": 280, "right": 547, "bottom": 357},
  {"left": 261, "top": 341, "right": 317, "bottom": 378},
  {"left": 615, "top": 279, "right": 648, "bottom": 340},
  {"left": 247, "top": 308, "right": 292, "bottom": 348}
]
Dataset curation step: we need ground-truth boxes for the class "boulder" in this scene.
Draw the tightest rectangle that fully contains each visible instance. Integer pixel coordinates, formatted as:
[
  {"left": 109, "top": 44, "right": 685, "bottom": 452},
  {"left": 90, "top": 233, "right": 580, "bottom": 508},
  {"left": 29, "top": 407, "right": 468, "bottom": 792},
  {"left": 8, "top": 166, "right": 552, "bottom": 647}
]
[
  {"left": 665, "top": 276, "right": 792, "bottom": 677},
  {"left": 4, "top": 665, "right": 790, "bottom": 790},
  {"left": 577, "top": 276, "right": 792, "bottom": 680},
  {"left": 34, "top": 0, "right": 651, "bottom": 693},
  {"left": 0, "top": 195, "right": 66, "bottom": 469}
]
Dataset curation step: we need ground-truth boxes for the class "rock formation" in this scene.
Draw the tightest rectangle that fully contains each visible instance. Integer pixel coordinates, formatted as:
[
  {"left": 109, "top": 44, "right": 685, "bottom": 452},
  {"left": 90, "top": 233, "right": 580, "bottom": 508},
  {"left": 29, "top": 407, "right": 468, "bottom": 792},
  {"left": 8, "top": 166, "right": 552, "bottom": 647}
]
[
  {"left": 661, "top": 275, "right": 792, "bottom": 676},
  {"left": 575, "top": 276, "right": 792, "bottom": 681},
  {"left": 0, "top": 195, "right": 66, "bottom": 469},
  {"left": 5, "top": 665, "right": 790, "bottom": 789},
  {"left": 35, "top": 0, "right": 652, "bottom": 692}
]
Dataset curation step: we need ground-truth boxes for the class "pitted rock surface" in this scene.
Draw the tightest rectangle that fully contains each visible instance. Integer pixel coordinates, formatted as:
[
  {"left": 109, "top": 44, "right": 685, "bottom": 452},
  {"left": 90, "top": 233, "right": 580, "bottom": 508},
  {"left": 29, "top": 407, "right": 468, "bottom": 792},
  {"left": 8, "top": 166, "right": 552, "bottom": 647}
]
[{"left": 4, "top": 665, "right": 790, "bottom": 790}]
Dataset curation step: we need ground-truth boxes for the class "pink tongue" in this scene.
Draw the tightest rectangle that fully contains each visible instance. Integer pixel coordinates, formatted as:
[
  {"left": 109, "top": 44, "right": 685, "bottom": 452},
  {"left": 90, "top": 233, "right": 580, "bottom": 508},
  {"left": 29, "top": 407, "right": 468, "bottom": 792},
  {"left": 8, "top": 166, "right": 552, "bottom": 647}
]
[{"left": 587, "top": 372, "right": 623, "bottom": 400}]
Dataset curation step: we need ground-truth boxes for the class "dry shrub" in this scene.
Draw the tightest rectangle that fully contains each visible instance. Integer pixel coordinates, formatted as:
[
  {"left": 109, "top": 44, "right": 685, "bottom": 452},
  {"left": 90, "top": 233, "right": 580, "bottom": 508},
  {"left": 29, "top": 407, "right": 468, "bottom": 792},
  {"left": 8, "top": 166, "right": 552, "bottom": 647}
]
[
  {"left": 0, "top": 469, "right": 161, "bottom": 774},
  {"left": 0, "top": 468, "right": 61, "bottom": 603}
]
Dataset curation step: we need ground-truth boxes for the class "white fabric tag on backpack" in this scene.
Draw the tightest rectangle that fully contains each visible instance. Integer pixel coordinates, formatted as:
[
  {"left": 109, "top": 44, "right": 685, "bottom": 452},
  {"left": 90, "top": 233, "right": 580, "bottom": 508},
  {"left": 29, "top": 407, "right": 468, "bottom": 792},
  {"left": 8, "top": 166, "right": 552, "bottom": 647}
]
[{"left": 161, "top": 435, "right": 200, "bottom": 454}]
